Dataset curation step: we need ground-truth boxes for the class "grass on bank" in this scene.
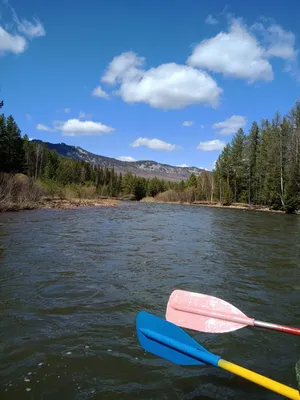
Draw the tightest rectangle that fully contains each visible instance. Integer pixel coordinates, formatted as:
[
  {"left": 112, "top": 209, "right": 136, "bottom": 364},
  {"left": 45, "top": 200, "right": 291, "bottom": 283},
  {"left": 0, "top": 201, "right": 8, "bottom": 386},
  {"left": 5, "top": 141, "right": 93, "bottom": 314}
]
[
  {"left": 0, "top": 173, "right": 43, "bottom": 211},
  {"left": 0, "top": 173, "right": 116, "bottom": 211}
]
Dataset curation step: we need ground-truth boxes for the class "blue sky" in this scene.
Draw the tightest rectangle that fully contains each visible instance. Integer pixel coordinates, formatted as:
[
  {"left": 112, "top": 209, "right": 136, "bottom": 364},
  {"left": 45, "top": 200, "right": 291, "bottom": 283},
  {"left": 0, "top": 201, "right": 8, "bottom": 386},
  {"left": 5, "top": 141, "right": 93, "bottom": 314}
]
[{"left": 1, "top": 0, "right": 300, "bottom": 170}]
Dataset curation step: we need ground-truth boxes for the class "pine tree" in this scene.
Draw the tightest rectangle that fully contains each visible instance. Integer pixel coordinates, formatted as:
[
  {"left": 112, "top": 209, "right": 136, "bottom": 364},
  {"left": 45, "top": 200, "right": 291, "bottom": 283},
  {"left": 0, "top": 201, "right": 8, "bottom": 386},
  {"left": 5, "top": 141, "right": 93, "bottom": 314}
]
[
  {"left": 186, "top": 173, "right": 197, "bottom": 188},
  {"left": 230, "top": 128, "right": 246, "bottom": 202},
  {"left": 247, "top": 122, "right": 260, "bottom": 203},
  {"left": 122, "top": 172, "right": 135, "bottom": 195},
  {"left": 134, "top": 177, "right": 148, "bottom": 200},
  {"left": 0, "top": 114, "right": 6, "bottom": 171},
  {"left": 43, "top": 149, "right": 59, "bottom": 180},
  {"left": 217, "top": 144, "right": 233, "bottom": 204},
  {"left": 23, "top": 136, "right": 36, "bottom": 177},
  {"left": 0, "top": 115, "right": 24, "bottom": 173},
  {"left": 148, "top": 177, "right": 163, "bottom": 197},
  {"left": 285, "top": 102, "right": 300, "bottom": 210}
]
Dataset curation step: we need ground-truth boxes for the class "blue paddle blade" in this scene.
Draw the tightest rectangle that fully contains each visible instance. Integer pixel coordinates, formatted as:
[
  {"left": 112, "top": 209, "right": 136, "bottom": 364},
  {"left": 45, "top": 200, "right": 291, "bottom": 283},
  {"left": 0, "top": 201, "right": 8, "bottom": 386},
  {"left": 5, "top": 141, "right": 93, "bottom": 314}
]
[{"left": 136, "top": 311, "right": 220, "bottom": 366}]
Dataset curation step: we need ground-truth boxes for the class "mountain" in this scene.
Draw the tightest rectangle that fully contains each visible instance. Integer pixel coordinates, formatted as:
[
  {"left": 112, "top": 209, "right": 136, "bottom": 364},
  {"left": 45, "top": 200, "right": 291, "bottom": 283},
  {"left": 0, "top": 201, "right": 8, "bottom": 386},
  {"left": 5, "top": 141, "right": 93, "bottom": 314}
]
[{"left": 32, "top": 140, "right": 207, "bottom": 181}]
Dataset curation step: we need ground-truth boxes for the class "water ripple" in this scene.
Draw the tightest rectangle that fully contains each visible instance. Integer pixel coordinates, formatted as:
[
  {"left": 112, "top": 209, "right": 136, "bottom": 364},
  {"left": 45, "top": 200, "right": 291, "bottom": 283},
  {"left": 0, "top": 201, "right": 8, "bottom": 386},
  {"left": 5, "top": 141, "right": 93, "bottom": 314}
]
[{"left": 0, "top": 203, "right": 300, "bottom": 399}]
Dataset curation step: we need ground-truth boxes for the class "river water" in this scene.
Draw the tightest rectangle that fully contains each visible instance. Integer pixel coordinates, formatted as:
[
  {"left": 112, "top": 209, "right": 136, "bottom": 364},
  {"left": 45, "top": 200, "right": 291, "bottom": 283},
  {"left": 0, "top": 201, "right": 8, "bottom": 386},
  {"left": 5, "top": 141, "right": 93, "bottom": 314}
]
[{"left": 0, "top": 202, "right": 300, "bottom": 399}]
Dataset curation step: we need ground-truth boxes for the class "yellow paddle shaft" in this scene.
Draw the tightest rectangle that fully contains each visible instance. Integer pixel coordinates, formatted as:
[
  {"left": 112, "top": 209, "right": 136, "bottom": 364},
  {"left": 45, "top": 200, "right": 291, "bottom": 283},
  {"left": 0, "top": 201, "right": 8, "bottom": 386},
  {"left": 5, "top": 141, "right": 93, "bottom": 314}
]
[{"left": 218, "top": 359, "right": 300, "bottom": 399}]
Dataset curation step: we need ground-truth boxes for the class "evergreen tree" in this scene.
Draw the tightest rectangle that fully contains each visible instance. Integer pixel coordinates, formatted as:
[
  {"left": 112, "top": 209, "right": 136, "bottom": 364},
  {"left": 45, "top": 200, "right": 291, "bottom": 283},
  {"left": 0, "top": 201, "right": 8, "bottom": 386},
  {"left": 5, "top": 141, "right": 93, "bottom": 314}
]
[
  {"left": 0, "top": 115, "right": 25, "bottom": 173},
  {"left": 231, "top": 128, "right": 246, "bottom": 202},
  {"left": 122, "top": 172, "right": 135, "bottom": 195},
  {"left": 0, "top": 114, "right": 6, "bottom": 171},
  {"left": 148, "top": 177, "right": 163, "bottom": 197},
  {"left": 186, "top": 172, "right": 197, "bottom": 188},
  {"left": 179, "top": 180, "right": 186, "bottom": 190},
  {"left": 43, "top": 149, "right": 59, "bottom": 180},
  {"left": 134, "top": 177, "right": 148, "bottom": 200},
  {"left": 285, "top": 102, "right": 300, "bottom": 210},
  {"left": 247, "top": 122, "right": 260, "bottom": 203}
]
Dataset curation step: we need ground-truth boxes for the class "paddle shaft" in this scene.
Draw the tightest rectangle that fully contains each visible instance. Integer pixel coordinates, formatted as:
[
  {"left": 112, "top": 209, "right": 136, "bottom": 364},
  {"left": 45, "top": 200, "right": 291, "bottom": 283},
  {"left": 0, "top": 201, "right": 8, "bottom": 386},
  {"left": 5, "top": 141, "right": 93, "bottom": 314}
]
[
  {"left": 171, "top": 301, "right": 300, "bottom": 336},
  {"left": 254, "top": 320, "right": 300, "bottom": 336},
  {"left": 141, "top": 327, "right": 299, "bottom": 399},
  {"left": 219, "top": 359, "right": 300, "bottom": 400}
]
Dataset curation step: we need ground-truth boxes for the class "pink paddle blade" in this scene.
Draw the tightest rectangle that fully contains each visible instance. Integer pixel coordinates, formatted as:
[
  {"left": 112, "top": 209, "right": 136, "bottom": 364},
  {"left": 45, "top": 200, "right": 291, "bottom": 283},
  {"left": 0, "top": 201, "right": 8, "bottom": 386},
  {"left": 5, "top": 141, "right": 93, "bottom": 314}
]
[{"left": 166, "top": 289, "right": 255, "bottom": 333}]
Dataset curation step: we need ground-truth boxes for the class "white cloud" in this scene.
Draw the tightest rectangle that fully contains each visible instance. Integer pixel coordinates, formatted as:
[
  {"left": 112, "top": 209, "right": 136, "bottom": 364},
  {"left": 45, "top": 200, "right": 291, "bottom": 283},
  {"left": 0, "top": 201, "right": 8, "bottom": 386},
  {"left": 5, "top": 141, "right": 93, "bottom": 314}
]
[
  {"left": 0, "top": 8, "right": 45, "bottom": 56},
  {"left": 64, "top": 108, "right": 71, "bottom": 113},
  {"left": 0, "top": 26, "right": 27, "bottom": 55},
  {"left": 78, "top": 111, "right": 93, "bottom": 120},
  {"left": 101, "top": 51, "right": 222, "bottom": 109},
  {"left": 102, "top": 51, "right": 144, "bottom": 84},
  {"left": 197, "top": 140, "right": 226, "bottom": 151},
  {"left": 26, "top": 113, "right": 32, "bottom": 120},
  {"left": 36, "top": 123, "right": 56, "bottom": 132},
  {"left": 36, "top": 118, "right": 115, "bottom": 136},
  {"left": 131, "top": 137, "right": 181, "bottom": 151},
  {"left": 205, "top": 15, "right": 219, "bottom": 25},
  {"left": 187, "top": 17, "right": 299, "bottom": 82},
  {"left": 212, "top": 115, "right": 247, "bottom": 134},
  {"left": 177, "top": 164, "right": 189, "bottom": 167},
  {"left": 187, "top": 20, "right": 273, "bottom": 82},
  {"left": 252, "top": 21, "right": 299, "bottom": 78},
  {"left": 252, "top": 22, "right": 297, "bottom": 60},
  {"left": 54, "top": 118, "right": 115, "bottom": 136},
  {"left": 267, "top": 26, "right": 296, "bottom": 59},
  {"left": 117, "top": 156, "right": 136, "bottom": 162},
  {"left": 92, "top": 85, "right": 109, "bottom": 99},
  {"left": 182, "top": 120, "right": 194, "bottom": 127},
  {"left": 12, "top": 9, "right": 45, "bottom": 38}
]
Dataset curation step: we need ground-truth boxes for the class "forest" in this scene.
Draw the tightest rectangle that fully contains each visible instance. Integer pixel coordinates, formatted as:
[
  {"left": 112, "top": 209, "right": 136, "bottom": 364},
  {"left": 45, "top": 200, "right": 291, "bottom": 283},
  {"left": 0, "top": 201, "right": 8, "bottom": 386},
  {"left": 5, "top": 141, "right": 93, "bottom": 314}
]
[
  {"left": 214, "top": 101, "right": 300, "bottom": 211},
  {"left": 0, "top": 99, "right": 299, "bottom": 212},
  {"left": 0, "top": 101, "right": 192, "bottom": 209}
]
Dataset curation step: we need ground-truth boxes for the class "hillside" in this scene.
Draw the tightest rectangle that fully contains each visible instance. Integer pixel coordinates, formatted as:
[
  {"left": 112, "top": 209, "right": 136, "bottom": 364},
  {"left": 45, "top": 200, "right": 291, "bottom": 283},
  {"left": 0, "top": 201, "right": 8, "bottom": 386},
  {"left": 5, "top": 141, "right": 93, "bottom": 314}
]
[{"left": 32, "top": 140, "right": 207, "bottom": 181}]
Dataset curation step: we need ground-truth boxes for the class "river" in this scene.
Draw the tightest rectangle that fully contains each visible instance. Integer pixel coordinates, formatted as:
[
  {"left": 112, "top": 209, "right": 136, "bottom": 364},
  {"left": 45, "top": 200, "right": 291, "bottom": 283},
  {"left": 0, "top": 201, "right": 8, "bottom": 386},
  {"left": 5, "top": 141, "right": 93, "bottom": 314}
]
[{"left": 0, "top": 202, "right": 300, "bottom": 399}]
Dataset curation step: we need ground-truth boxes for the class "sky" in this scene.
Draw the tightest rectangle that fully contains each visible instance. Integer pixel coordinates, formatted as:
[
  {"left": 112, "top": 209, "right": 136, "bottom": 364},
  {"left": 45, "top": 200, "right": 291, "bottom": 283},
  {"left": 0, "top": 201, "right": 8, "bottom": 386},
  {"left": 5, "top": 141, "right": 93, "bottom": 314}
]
[{"left": 1, "top": 0, "right": 300, "bottom": 170}]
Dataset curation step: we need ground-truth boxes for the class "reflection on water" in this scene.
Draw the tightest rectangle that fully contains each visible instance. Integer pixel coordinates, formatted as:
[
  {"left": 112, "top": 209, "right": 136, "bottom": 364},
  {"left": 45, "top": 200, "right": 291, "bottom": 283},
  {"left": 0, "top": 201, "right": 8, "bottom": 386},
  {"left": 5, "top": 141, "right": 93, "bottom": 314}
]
[{"left": 0, "top": 202, "right": 300, "bottom": 399}]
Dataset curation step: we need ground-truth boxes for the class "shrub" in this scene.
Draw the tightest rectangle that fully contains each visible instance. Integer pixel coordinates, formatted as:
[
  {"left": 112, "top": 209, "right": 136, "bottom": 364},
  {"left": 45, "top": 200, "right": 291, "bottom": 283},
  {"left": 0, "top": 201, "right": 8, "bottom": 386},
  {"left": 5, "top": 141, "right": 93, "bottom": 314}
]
[{"left": 0, "top": 173, "right": 43, "bottom": 211}]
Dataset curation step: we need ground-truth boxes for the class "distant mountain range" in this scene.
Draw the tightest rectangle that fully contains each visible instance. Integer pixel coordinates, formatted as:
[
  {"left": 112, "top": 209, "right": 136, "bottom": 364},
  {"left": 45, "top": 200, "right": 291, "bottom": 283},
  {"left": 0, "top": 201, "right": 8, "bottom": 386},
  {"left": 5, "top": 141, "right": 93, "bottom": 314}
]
[{"left": 32, "top": 140, "right": 208, "bottom": 181}]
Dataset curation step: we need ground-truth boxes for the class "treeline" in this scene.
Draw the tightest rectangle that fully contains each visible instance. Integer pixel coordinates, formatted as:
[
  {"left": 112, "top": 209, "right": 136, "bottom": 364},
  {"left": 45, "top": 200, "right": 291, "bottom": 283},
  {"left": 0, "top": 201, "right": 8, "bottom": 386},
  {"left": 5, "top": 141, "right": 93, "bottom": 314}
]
[
  {"left": 1, "top": 99, "right": 299, "bottom": 211},
  {"left": 0, "top": 111, "right": 189, "bottom": 200},
  {"left": 213, "top": 101, "right": 300, "bottom": 211}
]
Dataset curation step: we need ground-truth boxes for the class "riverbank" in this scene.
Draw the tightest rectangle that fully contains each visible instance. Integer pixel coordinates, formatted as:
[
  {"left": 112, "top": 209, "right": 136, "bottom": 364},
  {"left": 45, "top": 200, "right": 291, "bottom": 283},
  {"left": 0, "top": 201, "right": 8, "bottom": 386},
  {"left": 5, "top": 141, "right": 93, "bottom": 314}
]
[
  {"left": 0, "top": 196, "right": 119, "bottom": 212},
  {"left": 2, "top": 196, "right": 298, "bottom": 214},
  {"left": 193, "top": 201, "right": 286, "bottom": 213},
  {"left": 140, "top": 197, "right": 293, "bottom": 214},
  {"left": 0, "top": 173, "right": 120, "bottom": 212},
  {"left": 41, "top": 197, "right": 119, "bottom": 209}
]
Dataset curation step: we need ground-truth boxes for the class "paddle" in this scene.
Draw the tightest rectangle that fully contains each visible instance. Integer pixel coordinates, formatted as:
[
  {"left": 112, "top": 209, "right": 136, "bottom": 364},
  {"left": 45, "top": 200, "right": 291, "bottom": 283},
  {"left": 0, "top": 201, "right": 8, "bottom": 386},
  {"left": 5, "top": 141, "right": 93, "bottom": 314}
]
[
  {"left": 136, "top": 311, "right": 300, "bottom": 399},
  {"left": 165, "top": 289, "right": 300, "bottom": 336},
  {"left": 296, "top": 359, "right": 300, "bottom": 392}
]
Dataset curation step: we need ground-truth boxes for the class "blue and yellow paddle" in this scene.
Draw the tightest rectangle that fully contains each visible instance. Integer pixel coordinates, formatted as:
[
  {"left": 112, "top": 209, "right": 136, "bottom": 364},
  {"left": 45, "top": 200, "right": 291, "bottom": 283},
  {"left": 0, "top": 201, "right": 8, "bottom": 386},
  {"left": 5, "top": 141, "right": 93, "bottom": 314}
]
[{"left": 136, "top": 311, "right": 300, "bottom": 399}]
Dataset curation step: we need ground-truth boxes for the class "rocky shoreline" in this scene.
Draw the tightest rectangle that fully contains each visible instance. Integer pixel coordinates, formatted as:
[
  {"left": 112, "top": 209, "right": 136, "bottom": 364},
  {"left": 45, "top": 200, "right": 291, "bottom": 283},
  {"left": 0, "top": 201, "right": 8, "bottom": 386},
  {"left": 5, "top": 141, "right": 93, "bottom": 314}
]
[
  {"left": 140, "top": 198, "right": 294, "bottom": 214},
  {"left": 2, "top": 196, "right": 299, "bottom": 214},
  {"left": 0, "top": 197, "right": 119, "bottom": 212},
  {"left": 40, "top": 197, "right": 119, "bottom": 210}
]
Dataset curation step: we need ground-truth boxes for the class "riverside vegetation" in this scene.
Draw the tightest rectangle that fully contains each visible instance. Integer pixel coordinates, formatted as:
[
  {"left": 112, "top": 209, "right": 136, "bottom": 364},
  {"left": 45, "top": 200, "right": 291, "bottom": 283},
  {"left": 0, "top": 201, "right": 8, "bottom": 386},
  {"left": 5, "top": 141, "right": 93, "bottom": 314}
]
[
  {"left": 0, "top": 101, "right": 192, "bottom": 211},
  {"left": 0, "top": 100, "right": 299, "bottom": 213}
]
